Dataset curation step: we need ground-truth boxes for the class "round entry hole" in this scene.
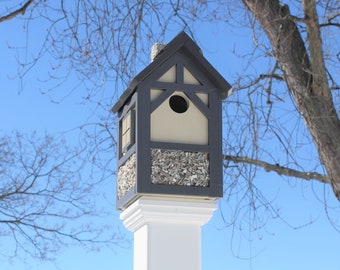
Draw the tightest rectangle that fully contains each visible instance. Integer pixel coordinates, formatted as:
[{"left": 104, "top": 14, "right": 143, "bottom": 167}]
[{"left": 169, "top": 95, "right": 189, "bottom": 113}]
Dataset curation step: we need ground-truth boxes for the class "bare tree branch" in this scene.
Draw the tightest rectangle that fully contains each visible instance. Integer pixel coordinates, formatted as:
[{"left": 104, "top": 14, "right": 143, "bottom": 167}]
[
  {"left": 0, "top": 131, "right": 121, "bottom": 261},
  {"left": 223, "top": 154, "right": 330, "bottom": 184},
  {"left": 0, "top": 0, "right": 34, "bottom": 23},
  {"left": 242, "top": 0, "right": 340, "bottom": 201},
  {"left": 319, "top": 11, "right": 340, "bottom": 28},
  {"left": 235, "top": 73, "right": 284, "bottom": 93}
]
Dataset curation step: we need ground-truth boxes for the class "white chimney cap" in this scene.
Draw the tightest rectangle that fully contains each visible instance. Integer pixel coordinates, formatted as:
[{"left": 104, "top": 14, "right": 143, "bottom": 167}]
[{"left": 151, "top": 43, "right": 166, "bottom": 62}]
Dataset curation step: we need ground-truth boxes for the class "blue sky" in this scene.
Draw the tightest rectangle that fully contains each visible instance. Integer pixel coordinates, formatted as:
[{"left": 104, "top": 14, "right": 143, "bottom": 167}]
[{"left": 1, "top": 4, "right": 340, "bottom": 270}]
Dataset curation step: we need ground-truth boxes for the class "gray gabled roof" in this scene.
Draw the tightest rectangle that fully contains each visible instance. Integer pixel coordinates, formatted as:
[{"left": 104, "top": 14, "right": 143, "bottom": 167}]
[{"left": 111, "top": 31, "right": 231, "bottom": 113}]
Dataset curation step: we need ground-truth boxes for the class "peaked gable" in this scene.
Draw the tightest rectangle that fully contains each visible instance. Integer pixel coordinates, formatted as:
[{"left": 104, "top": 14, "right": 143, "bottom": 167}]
[{"left": 112, "top": 31, "right": 231, "bottom": 113}]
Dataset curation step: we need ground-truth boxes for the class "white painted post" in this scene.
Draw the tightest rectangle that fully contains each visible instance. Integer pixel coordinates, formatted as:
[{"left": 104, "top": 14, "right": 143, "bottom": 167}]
[{"left": 120, "top": 196, "right": 217, "bottom": 270}]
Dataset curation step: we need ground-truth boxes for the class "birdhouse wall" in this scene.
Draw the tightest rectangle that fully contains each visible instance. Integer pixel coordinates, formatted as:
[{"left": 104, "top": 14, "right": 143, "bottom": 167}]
[
  {"left": 117, "top": 153, "right": 136, "bottom": 199},
  {"left": 150, "top": 90, "right": 208, "bottom": 145},
  {"left": 150, "top": 149, "right": 210, "bottom": 187},
  {"left": 116, "top": 93, "right": 137, "bottom": 201}
]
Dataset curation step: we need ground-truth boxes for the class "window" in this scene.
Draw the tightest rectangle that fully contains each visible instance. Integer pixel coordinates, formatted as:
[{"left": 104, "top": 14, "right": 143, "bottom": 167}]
[{"left": 121, "top": 110, "right": 135, "bottom": 154}]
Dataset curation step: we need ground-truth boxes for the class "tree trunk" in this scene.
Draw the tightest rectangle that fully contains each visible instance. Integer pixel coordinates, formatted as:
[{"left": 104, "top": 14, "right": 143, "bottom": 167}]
[{"left": 242, "top": 0, "right": 340, "bottom": 200}]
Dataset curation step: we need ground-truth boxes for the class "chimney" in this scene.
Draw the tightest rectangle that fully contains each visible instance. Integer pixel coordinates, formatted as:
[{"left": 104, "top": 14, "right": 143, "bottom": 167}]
[{"left": 150, "top": 42, "right": 166, "bottom": 62}]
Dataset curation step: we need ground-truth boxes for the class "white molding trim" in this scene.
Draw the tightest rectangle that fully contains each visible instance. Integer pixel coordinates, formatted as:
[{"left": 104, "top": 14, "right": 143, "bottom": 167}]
[{"left": 120, "top": 196, "right": 217, "bottom": 232}]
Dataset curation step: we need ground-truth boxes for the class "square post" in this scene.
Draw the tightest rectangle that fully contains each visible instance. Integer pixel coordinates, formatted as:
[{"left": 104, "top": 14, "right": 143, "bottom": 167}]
[{"left": 120, "top": 197, "right": 217, "bottom": 270}]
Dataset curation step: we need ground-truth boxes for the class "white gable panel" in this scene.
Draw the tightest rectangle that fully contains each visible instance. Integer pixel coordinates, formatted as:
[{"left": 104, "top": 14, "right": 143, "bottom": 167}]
[{"left": 150, "top": 91, "right": 208, "bottom": 145}]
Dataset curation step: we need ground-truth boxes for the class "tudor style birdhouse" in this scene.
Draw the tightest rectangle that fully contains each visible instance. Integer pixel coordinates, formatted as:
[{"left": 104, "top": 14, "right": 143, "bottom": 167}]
[{"left": 112, "top": 32, "right": 231, "bottom": 210}]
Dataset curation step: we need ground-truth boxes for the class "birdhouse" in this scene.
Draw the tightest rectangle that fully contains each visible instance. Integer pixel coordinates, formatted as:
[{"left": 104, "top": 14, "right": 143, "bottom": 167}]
[{"left": 112, "top": 32, "right": 231, "bottom": 210}]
